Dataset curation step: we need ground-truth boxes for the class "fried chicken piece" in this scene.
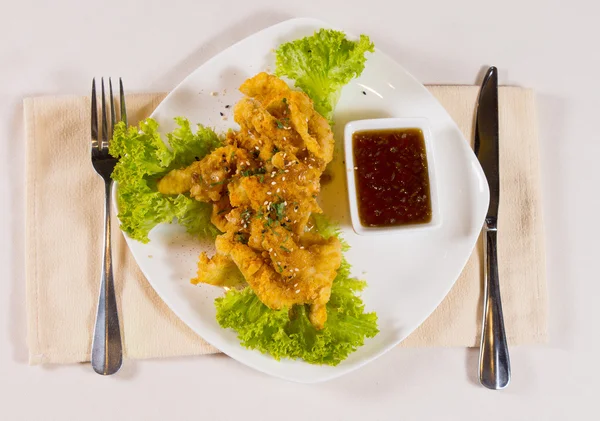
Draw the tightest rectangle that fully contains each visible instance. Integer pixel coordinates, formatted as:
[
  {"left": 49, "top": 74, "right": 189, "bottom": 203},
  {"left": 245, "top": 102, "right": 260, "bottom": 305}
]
[
  {"left": 161, "top": 73, "right": 339, "bottom": 329},
  {"left": 240, "top": 72, "right": 334, "bottom": 164},
  {"left": 214, "top": 230, "right": 342, "bottom": 329},
  {"left": 191, "top": 253, "right": 245, "bottom": 288},
  {"left": 157, "top": 145, "right": 257, "bottom": 202},
  {"left": 239, "top": 72, "right": 290, "bottom": 105}
]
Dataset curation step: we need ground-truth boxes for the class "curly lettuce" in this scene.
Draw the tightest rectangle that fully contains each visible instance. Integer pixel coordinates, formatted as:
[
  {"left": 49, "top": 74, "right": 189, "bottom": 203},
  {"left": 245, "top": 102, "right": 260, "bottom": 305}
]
[
  {"left": 275, "top": 29, "right": 374, "bottom": 121},
  {"left": 109, "top": 118, "right": 221, "bottom": 243},
  {"left": 215, "top": 221, "right": 378, "bottom": 366}
]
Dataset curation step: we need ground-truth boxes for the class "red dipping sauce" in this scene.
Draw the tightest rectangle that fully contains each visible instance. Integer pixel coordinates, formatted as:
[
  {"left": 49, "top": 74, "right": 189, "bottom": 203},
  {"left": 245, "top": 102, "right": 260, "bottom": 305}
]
[{"left": 352, "top": 128, "right": 432, "bottom": 227}]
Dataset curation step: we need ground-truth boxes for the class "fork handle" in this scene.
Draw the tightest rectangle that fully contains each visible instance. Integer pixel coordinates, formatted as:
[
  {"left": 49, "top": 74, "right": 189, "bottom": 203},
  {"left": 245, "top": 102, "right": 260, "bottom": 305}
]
[
  {"left": 478, "top": 228, "right": 510, "bottom": 389},
  {"left": 91, "top": 180, "right": 122, "bottom": 375}
]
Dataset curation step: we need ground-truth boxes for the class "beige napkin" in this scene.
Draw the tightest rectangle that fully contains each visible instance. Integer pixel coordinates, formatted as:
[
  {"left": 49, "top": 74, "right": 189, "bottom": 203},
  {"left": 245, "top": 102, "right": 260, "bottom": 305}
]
[{"left": 24, "top": 87, "right": 547, "bottom": 364}]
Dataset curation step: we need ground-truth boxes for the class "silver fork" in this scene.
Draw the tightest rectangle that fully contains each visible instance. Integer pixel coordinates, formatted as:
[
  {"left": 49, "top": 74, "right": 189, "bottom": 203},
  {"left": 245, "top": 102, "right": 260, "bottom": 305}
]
[{"left": 90, "top": 77, "right": 127, "bottom": 375}]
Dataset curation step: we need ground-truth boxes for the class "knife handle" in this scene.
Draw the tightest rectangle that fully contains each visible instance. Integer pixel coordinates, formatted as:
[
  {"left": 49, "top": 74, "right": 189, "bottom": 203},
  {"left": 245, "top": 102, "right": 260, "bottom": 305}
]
[{"left": 479, "top": 228, "right": 511, "bottom": 389}]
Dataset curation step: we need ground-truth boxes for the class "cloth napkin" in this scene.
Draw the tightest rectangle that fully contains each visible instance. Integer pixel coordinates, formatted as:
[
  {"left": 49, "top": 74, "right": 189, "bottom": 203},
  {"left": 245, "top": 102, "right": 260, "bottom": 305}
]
[{"left": 24, "top": 86, "right": 548, "bottom": 364}]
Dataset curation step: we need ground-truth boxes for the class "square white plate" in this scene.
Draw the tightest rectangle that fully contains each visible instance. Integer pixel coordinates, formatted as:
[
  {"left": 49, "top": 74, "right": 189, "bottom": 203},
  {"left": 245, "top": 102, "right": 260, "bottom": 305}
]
[{"left": 116, "top": 17, "right": 489, "bottom": 383}]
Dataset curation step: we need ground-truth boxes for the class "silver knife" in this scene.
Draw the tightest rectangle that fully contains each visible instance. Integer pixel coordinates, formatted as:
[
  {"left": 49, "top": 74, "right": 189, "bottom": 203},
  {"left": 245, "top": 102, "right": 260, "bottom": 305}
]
[{"left": 474, "top": 66, "right": 511, "bottom": 390}]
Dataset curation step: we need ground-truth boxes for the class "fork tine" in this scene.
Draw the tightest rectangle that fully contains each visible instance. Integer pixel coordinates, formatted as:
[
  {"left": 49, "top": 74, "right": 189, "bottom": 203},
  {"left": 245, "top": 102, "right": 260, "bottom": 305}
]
[
  {"left": 119, "top": 78, "right": 127, "bottom": 126},
  {"left": 91, "top": 79, "right": 98, "bottom": 142},
  {"left": 101, "top": 78, "right": 109, "bottom": 150},
  {"left": 109, "top": 78, "right": 116, "bottom": 140}
]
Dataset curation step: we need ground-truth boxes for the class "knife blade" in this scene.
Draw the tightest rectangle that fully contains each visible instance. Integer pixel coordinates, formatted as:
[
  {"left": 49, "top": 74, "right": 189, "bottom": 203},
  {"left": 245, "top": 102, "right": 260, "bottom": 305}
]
[
  {"left": 474, "top": 67, "right": 500, "bottom": 225},
  {"left": 475, "top": 66, "right": 511, "bottom": 390}
]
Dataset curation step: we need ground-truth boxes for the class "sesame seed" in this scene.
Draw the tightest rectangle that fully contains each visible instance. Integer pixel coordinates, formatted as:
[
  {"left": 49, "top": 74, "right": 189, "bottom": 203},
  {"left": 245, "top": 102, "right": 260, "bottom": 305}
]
[
  {"left": 283, "top": 137, "right": 286, "bottom": 140},
  {"left": 219, "top": 112, "right": 224, "bottom": 116},
  {"left": 284, "top": 169, "right": 289, "bottom": 173},
  {"left": 221, "top": 116, "right": 227, "bottom": 120},
  {"left": 264, "top": 201, "right": 268, "bottom": 205},
  {"left": 266, "top": 192, "right": 272, "bottom": 195},
  {"left": 210, "top": 92, "right": 217, "bottom": 96},
  {"left": 284, "top": 201, "right": 287, "bottom": 205},
  {"left": 255, "top": 146, "right": 259, "bottom": 150},
  {"left": 276, "top": 188, "right": 280, "bottom": 193},
  {"left": 295, "top": 289, "right": 300, "bottom": 294},
  {"left": 294, "top": 283, "right": 298, "bottom": 287},
  {"left": 282, "top": 177, "right": 286, "bottom": 181},
  {"left": 268, "top": 248, "right": 273, "bottom": 252},
  {"left": 271, "top": 181, "right": 276, "bottom": 185},
  {"left": 354, "top": 166, "right": 358, "bottom": 170},
  {"left": 300, "top": 246, "right": 305, "bottom": 250},
  {"left": 294, "top": 268, "right": 299, "bottom": 272}
]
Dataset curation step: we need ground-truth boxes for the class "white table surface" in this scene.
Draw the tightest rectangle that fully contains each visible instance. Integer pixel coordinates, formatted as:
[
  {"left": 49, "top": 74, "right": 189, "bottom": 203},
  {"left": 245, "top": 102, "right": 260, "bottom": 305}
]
[{"left": 1, "top": 0, "right": 598, "bottom": 419}]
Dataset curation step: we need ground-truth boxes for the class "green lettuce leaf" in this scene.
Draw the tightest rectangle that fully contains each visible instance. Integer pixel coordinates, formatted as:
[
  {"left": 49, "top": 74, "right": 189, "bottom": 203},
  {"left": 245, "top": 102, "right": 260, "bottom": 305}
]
[
  {"left": 109, "top": 118, "right": 221, "bottom": 243},
  {"left": 215, "top": 220, "right": 378, "bottom": 366},
  {"left": 275, "top": 29, "right": 374, "bottom": 121},
  {"left": 215, "top": 258, "right": 378, "bottom": 365}
]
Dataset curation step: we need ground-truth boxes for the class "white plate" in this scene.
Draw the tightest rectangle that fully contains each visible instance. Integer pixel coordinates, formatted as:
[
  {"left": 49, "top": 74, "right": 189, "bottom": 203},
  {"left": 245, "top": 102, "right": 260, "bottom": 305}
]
[{"left": 117, "top": 18, "right": 489, "bottom": 383}]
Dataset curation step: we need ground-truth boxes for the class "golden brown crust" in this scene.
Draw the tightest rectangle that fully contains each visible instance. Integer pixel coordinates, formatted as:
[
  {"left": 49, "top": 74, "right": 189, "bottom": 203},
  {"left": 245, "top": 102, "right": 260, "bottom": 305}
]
[{"left": 158, "top": 73, "right": 340, "bottom": 329}]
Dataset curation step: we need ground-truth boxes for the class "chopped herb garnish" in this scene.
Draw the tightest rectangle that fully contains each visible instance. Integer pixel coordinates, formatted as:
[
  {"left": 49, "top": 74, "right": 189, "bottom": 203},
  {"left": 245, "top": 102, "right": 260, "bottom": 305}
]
[
  {"left": 280, "top": 245, "right": 291, "bottom": 253},
  {"left": 217, "top": 209, "right": 229, "bottom": 215},
  {"left": 241, "top": 209, "right": 252, "bottom": 221},
  {"left": 258, "top": 174, "right": 265, "bottom": 183},
  {"left": 234, "top": 232, "right": 248, "bottom": 245},
  {"left": 241, "top": 167, "right": 267, "bottom": 178},
  {"left": 272, "top": 201, "right": 286, "bottom": 221},
  {"left": 210, "top": 180, "right": 226, "bottom": 187},
  {"left": 276, "top": 120, "right": 284, "bottom": 129},
  {"left": 282, "top": 97, "right": 287, "bottom": 104}
]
